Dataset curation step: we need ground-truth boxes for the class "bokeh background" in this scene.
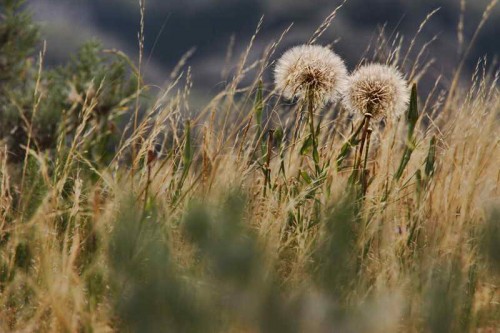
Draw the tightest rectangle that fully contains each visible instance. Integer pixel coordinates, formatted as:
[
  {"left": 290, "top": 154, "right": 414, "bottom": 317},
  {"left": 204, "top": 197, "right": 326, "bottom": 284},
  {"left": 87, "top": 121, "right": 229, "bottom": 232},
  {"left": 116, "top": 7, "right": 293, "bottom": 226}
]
[{"left": 28, "top": 0, "right": 499, "bottom": 94}]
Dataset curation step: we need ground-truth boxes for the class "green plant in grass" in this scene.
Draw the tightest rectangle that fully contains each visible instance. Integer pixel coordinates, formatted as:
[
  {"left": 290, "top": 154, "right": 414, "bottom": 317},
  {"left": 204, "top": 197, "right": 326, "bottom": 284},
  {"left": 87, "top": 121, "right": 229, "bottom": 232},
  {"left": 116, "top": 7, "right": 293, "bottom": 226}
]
[
  {"left": 0, "top": 1, "right": 138, "bottom": 164},
  {"left": 395, "top": 84, "right": 419, "bottom": 181}
]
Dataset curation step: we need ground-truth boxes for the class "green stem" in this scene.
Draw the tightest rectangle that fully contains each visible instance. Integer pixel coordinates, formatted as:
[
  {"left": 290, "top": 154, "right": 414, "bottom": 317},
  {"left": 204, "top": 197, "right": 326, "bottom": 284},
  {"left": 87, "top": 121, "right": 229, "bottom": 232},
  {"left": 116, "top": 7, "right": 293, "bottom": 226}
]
[
  {"left": 349, "top": 105, "right": 373, "bottom": 189},
  {"left": 263, "top": 129, "right": 274, "bottom": 197},
  {"left": 361, "top": 127, "right": 372, "bottom": 194},
  {"left": 356, "top": 114, "right": 372, "bottom": 172},
  {"left": 308, "top": 89, "right": 320, "bottom": 175}
]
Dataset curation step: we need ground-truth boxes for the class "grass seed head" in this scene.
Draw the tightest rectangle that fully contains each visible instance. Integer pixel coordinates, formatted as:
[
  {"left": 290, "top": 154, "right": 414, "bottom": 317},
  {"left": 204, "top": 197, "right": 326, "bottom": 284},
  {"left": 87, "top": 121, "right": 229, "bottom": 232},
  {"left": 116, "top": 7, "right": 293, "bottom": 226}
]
[
  {"left": 274, "top": 44, "right": 348, "bottom": 105},
  {"left": 343, "top": 63, "right": 410, "bottom": 120}
]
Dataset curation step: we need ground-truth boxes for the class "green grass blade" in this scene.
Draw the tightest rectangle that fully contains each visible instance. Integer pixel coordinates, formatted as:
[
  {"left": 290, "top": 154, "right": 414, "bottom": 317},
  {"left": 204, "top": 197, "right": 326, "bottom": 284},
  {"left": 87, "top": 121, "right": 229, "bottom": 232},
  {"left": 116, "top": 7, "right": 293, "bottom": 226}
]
[
  {"left": 407, "top": 84, "right": 419, "bottom": 138},
  {"left": 425, "top": 136, "right": 437, "bottom": 178}
]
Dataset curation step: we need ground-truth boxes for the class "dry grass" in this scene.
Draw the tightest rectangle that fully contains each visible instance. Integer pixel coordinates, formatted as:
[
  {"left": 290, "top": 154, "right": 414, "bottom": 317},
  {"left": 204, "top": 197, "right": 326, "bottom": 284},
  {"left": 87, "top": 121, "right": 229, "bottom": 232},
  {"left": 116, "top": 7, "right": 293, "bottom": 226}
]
[{"left": 0, "top": 2, "right": 499, "bottom": 332}]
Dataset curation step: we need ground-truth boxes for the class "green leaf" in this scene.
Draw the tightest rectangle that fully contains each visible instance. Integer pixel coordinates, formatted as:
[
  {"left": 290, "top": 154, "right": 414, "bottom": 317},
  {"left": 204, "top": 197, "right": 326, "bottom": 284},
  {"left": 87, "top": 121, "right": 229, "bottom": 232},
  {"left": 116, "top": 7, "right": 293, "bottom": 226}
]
[
  {"left": 300, "top": 136, "right": 314, "bottom": 156},
  {"left": 407, "top": 84, "right": 419, "bottom": 138},
  {"left": 254, "top": 80, "right": 264, "bottom": 129},
  {"left": 336, "top": 141, "right": 352, "bottom": 168},
  {"left": 394, "top": 143, "right": 415, "bottom": 181},
  {"left": 313, "top": 146, "right": 320, "bottom": 164},
  {"left": 301, "top": 171, "right": 313, "bottom": 184},
  {"left": 274, "top": 127, "right": 284, "bottom": 145},
  {"left": 394, "top": 85, "right": 419, "bottom": 181},
  {"left": 415, "top": 169, "right": 423, "bottom": 201},
  {"left": 315, "top": 115, "right": 322, "bottom": 138},
  {"left": 251, "top": 81, "right": 267, "bottom": 159},
  {"left": 183, "top": 120, "right": 193, "bottom": 168},
  {"left": 425, "top": 136, "right": 437, "bottom": 178}
]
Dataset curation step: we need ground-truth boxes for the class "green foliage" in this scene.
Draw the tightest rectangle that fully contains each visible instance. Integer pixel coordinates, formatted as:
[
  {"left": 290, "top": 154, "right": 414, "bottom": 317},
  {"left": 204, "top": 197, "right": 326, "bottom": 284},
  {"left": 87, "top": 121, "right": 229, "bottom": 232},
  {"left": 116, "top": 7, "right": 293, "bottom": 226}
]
[
  {"left": 20, "top": 154, "right": 48, "bottom": 217},
  {"left": 480, "top": 209, "right": 500, "bottom": 275},
  {"left": 407, "top": 84, "right": 419, "bottom": 138},
  {"left": 0, "top": 0, "right": 39, "bottom": 159},
  {"left": 395, "top": 84, "right": 419, "bottom": 181},
  {"left": 184, "top": 193, "right": 261, "bottom": 285},
  {"left": 0, "top": 3, "right": 137, "bottom": 163},
  {"left": 312, "top": 198, "right": 360, "bottom": 302},
  {"left": 254, "top": 80, "right": 264, "bottom": 135},
  {"left": 109, "top": 195, "right": 212, "bottom": 333},
  {"left": 0, "top": 0, "right": 39, "bottom": 86},
  {"left": 107, "top": 192, "right": 371, "bottom": 331},
  {"left": 425, "top": 136, "right": 437, "bottom": 178},
  {"left": 13, "top": 241, "right": 31, "bottom": 271}
]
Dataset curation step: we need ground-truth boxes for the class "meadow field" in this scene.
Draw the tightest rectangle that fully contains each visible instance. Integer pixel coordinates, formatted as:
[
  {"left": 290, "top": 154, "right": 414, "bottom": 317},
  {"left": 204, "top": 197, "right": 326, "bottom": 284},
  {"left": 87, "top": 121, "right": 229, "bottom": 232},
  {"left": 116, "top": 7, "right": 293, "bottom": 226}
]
[{"left": 0, "top": 0, "right": 499, "bottom": 332}]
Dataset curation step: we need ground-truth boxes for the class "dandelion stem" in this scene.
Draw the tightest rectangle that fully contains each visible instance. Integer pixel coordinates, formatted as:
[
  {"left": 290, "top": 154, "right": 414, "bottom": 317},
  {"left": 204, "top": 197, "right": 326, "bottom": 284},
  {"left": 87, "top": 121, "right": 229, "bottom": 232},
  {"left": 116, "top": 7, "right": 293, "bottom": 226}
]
[
  {"left": 356, "top": 111, "right": 373, "bottom": 172},
  {"left": 358, "top": 117, "right": 371, "bottom": 161},
  {"left": 361, "top": 127, "right": 373, "bottom": 194}
]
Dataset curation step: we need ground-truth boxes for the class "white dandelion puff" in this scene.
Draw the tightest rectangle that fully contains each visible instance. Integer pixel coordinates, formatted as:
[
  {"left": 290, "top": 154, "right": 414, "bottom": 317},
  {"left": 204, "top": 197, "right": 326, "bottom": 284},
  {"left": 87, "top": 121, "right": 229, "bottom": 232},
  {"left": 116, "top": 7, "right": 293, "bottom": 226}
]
[
  {"left": 274, "top": 44, "right": 348, "bottom": 105},
  {"left": 343, "top": 63, "right": 410, "bottom": 120}
]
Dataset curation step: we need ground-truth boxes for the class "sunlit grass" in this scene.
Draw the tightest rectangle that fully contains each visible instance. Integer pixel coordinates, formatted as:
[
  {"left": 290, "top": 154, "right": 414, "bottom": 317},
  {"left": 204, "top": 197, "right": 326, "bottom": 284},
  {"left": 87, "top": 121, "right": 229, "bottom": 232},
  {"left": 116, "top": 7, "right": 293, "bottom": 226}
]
[{"left": 0, "top": 0, "right": 499, "bottom": 332}]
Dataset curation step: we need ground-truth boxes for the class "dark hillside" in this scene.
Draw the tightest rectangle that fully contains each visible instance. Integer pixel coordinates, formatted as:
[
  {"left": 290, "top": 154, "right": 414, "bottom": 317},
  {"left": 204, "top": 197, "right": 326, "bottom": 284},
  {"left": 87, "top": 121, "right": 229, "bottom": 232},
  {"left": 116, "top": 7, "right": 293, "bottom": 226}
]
[{"left": 29, "top": 0, "right": 499, "bottom": 90}]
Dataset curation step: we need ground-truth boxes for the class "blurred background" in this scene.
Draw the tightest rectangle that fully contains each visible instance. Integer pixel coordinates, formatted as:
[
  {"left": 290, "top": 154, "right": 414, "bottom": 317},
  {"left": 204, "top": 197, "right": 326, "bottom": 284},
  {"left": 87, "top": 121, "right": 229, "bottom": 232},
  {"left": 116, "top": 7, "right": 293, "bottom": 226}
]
[{"left": 27, "top": 0, "right": 499, "bottom": 96}]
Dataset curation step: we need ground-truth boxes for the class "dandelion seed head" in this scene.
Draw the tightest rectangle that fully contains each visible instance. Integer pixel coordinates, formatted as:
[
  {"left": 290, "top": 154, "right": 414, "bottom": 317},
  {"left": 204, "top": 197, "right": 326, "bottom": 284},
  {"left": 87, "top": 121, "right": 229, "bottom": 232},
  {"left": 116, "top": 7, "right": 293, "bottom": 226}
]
[
  {"left": 343, "top": 64, "right": 410, "bottom": 119},
  {"left": 274, "top": 45, "right": 348, "bottom": 105}
]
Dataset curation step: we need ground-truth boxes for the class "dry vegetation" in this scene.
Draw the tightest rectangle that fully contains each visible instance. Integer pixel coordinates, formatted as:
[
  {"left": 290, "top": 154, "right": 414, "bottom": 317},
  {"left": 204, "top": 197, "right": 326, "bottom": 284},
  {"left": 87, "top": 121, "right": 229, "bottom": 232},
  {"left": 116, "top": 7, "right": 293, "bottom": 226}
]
[{"left": 0, "top": 0, "right": 499, "bottom": 332}]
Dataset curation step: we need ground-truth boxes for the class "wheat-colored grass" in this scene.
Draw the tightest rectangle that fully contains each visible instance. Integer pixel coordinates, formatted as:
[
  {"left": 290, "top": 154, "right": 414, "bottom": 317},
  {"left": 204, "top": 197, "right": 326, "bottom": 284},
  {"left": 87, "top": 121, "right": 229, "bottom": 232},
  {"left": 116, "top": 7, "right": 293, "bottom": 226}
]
[{"left": 0, "top": 3, "right": 499, "bottom": 332}]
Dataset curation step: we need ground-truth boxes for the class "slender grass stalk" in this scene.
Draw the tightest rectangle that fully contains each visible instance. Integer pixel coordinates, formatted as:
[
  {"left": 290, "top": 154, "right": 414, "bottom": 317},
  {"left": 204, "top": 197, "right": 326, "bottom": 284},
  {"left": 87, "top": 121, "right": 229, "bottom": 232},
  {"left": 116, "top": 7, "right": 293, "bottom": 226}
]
[
  {"left": 361, "top": 126, "right": 373, "bottom": 193},
  {"left": 131, "top": 0, "right": 146, "bottom": 174},
  {"left": 19, "top": 42, "right": 46, "bottom": 216},
  {"left": 263, "top": 129, "right": 274, "bottom": 197}
]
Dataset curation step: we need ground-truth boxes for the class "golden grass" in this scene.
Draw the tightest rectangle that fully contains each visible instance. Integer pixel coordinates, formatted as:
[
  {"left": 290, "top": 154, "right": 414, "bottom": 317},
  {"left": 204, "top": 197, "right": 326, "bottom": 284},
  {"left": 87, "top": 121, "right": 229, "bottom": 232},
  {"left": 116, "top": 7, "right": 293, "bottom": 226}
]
[{"left": 0, "top": 2, "right": 499, "bottom": 332}]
